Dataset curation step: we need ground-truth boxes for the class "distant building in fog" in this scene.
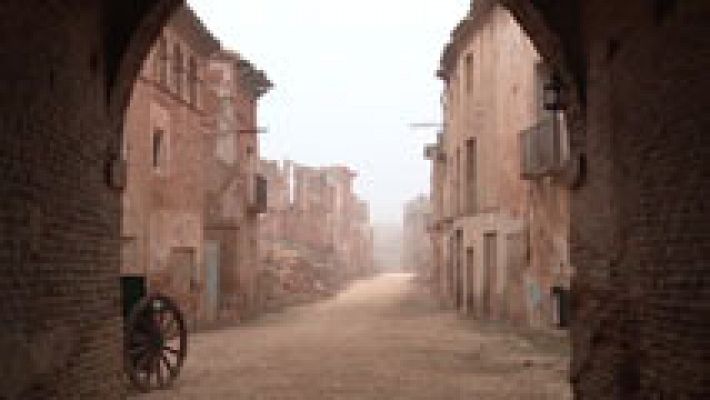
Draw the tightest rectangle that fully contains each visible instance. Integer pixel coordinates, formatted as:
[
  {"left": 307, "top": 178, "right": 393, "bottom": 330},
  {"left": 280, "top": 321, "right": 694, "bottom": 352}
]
[
  {"left": 372, "top": 224, "right": 404, "bottom": 272},
  {"left": 259, "top": 160, "right": 375, "bottom": 284},
  {"left": 402, "top": 195, "right": 433, "bottom": 279}
]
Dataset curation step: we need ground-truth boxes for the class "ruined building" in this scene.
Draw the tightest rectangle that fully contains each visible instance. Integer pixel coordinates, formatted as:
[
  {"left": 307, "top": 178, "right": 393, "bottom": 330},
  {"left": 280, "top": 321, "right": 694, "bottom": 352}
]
[
  {"left": 121, "top": 7, "right": 271, "bottom": 328},
  {"left": 121, "top": 7, "right": 220, "bottom": 329},
  {"left": 203, "top": 51, "right": 271, "bottom": 322},
  {"left": 427, "top": 1, "right": 572, "bottom": 329},
  {"left": 402, "top": 195, "right": 433, "bottom": 278},
  {"left": 259, "top": 161, "right": 374, "bottom": 301}
]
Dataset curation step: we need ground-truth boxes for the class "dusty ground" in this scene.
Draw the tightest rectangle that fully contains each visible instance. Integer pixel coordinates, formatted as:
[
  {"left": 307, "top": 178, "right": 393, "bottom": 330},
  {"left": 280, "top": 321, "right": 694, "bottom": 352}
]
[{"left": 134, "top": 273, "right": 571, "bottom": 399}]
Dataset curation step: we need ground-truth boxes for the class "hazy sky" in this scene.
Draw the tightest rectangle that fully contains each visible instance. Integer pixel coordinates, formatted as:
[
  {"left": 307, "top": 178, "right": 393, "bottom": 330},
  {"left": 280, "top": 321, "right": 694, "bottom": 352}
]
[{"left": 189, "top": 0, "right": 469, "bottom": 224}]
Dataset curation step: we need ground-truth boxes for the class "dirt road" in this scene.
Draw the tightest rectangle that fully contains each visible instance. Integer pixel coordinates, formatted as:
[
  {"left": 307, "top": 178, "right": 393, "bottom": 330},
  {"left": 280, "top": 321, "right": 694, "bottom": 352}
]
[{"left": 134, "top": 273, "right": 571, "bottom": 399}]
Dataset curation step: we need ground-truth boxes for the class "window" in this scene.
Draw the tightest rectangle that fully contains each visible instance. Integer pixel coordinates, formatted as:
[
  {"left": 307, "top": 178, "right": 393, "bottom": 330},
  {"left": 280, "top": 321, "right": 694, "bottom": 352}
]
[
  {"left": 156, "top": 37, "right": 168, "bottom": 85},
  {"left": 455, "top": 147, "right": 461, "bottom": 215},
  {"left": 534, "top": 61, "right": 551, "bottom": 119},
  {"left": 465, "top": 138, "right": 478, "bottom": 214},
  {"left": 152, "top": 129, "right": 164, "bottom": 170},
  {"left": 188, "top": 56, "right": 198, "bottom": 106},
  {"left": 173, "top": 44, "right": 183, "bottom": 96},
  {"left": 464, "top": 53, "right": 474, "bottom": 94}
]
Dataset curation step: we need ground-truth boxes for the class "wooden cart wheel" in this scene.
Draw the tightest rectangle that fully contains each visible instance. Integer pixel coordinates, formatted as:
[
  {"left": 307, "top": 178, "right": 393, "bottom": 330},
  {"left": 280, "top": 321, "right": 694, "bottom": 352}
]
[{"left": 124, "top": 294, "right": 187, "bottom": 392}]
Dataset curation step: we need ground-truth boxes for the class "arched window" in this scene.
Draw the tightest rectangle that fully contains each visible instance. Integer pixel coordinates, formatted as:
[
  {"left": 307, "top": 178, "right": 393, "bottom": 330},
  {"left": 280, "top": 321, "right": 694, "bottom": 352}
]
[
  {"left": 173, "top": 43, "right": 183, "bottom": 96},
  {"left": 188, "top": 56, "right": 198, "bottom": 106},
  {"left": 156, "top": 37, "right": 168, "bottom": 85}
]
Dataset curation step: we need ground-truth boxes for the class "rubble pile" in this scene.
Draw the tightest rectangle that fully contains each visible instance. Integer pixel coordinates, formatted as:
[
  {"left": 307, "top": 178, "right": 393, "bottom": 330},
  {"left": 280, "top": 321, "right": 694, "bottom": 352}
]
[{"left": 259, "top": 242, "right": 342, "bottom": 312}]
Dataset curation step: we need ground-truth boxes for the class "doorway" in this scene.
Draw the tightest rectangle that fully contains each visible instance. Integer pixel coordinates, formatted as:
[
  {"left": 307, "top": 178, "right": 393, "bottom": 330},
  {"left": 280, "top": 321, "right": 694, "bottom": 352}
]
[
  {"left": 466, "top": 246, "right": 475, "bottom": 314},
  {"left": 455, "top": 230, "right": 464, "bottom": 309},
  {"left": 204, "top": 241, "right": 221, "bottom": 322},
  {"left": 483, "top": 232, "right": 497, "bottom": 318}
]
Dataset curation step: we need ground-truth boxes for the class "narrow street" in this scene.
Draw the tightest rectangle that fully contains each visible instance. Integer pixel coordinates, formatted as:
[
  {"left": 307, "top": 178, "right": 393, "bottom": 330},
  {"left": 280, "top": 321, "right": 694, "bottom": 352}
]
[{"left": 135, "top": 273, "right": 571, "bottom": 399}]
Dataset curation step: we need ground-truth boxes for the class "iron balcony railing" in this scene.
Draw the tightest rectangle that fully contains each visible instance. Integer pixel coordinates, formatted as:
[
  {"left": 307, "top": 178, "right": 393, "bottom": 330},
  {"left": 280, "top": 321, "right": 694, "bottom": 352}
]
[{"left": 520, "top": 114, "right": 567, "bottom": 179}]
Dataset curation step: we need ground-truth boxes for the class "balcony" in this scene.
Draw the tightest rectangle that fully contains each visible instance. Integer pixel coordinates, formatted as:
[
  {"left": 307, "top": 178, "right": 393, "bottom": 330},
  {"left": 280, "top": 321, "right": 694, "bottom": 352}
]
[
  {"left": 424, "top": 144, "right": 438, "bottom": 160},
  {"left": 424, "top": 143, "right": 445, "bottom": 161},
  {"left": 519, "top": 114, "right": 568, "bottom": 180}
]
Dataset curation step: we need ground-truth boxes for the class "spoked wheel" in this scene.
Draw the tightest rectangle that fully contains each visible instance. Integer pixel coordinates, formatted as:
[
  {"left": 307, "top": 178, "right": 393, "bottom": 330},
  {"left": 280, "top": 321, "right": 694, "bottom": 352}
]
[{"left": 124, "top": 294, "right": 187, "bottom": 392}]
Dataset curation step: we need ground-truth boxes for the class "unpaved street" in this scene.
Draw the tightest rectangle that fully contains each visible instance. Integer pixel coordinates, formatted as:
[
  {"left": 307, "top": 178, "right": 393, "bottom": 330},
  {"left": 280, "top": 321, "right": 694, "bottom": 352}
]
[{"left": 135, "top": 273, "right": 571, "bottom": 399}]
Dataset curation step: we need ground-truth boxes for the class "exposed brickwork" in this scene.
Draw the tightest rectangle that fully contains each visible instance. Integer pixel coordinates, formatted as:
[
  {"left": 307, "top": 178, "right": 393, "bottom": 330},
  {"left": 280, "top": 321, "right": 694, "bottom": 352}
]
[
  {"left": 0, "top": 1, "right": 178, "bottom": 398},
  {"left": 121, "top": 6, "right": 220, "bottom": 329},
  {"left": 203, "top": 50, "right": 272, "bottom": 321},
  {"left": 259, "top": 161, "right": 375, "bottom": 287},
  {"left": 430, "top": 2, "right": 572, "bottom": 329},
  {"left": 502, "top": 0, "right": 710, "bottom": 398}
]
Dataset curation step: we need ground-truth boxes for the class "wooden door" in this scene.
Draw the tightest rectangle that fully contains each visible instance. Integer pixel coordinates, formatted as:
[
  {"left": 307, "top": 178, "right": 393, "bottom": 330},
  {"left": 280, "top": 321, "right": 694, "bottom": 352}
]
[
  {"left": 204, "top": 241, "right": 221, "bottom": 322},
  {"left": 483, "top": 232, "right": 497, "bottom": 318},
  {"left": 466, "top": 247, "right": 475, "bottom": 313}
]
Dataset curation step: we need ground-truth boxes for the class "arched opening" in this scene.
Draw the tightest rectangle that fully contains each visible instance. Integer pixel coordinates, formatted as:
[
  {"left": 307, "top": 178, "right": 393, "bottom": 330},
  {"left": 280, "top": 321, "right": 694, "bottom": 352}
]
[
  {"left": 0, "top": 1, "right": 180, "bottom": 397},
  {"left": 499, "top": 1, "right": 710, "bottom": 398},
  {"left": 0, "top": 0, "right": 708, "bottom": 398}
]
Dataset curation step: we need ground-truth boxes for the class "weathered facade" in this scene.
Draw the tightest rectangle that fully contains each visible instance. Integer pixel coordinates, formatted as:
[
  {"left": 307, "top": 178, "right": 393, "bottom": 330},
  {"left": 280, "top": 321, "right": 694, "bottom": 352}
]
[
  {"left": 259, "top": 161, "right": 374, "bottom": 294},
  {"left": 121, "top": 6, "right": 220, "bottom": 329},
  {"left": 500, "top": 1, "right": 710, "bottom": 398},
  {"left": 428, "top": 1, "right": 572, "bottom": 329},
  {"left": 203, "top": 50, "right": 271, "bottom": 322},
  {"left": 402, "top": 194, "right": 433, "bottom": 278},
  {"left": 121, "top": 8, "right": 272, "bottom": 328}
]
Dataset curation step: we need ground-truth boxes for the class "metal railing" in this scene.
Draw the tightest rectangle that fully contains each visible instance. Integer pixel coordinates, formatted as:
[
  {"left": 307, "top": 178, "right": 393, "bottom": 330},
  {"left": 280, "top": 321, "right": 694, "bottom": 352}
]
[{"left": 520, "top": 115, "right": 564, "bottom": 179}]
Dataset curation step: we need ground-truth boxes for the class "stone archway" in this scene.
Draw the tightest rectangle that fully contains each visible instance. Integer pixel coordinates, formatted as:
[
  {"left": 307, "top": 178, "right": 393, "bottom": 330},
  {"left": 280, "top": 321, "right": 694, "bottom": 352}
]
[
  {"left": 0, "top": 1, "right": 180, "bottom": 398},
  {"left": 498, "top": 1, "right": 710, "bottom": 398}
]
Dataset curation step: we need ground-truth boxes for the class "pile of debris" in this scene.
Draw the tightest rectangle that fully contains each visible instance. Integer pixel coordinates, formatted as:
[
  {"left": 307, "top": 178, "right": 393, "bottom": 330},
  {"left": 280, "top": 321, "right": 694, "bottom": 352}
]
[{"left": 258, "top": 242, "right": 342, "bottom": 312}]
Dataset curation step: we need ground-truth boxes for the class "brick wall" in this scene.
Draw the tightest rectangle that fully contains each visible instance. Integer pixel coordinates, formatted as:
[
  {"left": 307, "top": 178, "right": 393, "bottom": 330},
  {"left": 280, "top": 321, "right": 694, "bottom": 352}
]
[
  {"left": 204, "top": 52, "right": 269, "bottom": 320},
  {"left": 260, "top": 161, "right": 373, "bottom": 284},
  {"left": 504, "top": 0, "right": 710, "bottom": 397},
  {"left": 0, "top": 1, "right": 177, "bottom": 397},
  {"left": 570, "top": 2, "right": 710, "bottom": 398},
  {"left": 122, "top": 8, "right": 218, "bottom": 328}
]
